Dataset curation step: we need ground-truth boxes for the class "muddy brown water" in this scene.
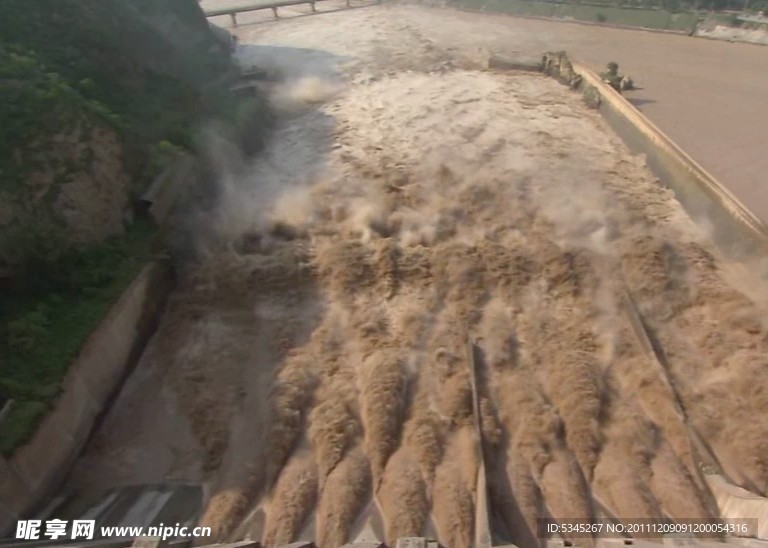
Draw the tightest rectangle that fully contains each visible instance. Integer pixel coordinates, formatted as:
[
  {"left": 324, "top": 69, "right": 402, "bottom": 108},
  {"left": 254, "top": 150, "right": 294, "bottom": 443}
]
[
  {"left": 67, "top": 4, "right": 768, "bottom": 547},
  {"left": 206, "top": 0, "right": 768, "bottom": 224}
]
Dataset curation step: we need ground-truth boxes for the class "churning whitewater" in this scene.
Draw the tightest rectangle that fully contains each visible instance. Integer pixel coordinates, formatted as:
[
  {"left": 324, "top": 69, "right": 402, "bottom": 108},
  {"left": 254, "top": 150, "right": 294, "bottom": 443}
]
[{"left": 70, "top": 4, "right": 768, "bottom": 548}]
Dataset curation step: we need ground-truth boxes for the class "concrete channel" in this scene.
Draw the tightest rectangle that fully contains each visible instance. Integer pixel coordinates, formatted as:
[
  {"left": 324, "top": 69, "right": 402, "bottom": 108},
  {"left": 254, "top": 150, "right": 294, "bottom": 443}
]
[{"left": 4, "top": 2, "right": 768, "bottom": 547}]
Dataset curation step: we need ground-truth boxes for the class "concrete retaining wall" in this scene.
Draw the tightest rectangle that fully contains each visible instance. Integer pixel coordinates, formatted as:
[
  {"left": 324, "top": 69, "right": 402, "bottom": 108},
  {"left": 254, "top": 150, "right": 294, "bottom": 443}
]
[
  {"left": 706, "top": 474, "right": 768, "bottom": 539},
  {"left": 140, "top": 155, "right": 199, "bottom": 225},
  {"left": 571, "top": 63, "right": 768, "bottom": 260},
  {"left": 0, "top": 262, "right": 174, "bottom": 536}
]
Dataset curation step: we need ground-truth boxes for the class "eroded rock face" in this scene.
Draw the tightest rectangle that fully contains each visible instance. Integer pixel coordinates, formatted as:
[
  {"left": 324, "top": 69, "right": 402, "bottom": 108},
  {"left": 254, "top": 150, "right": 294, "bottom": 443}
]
[
  {"left": 0, "top": 0, "right": 240, "bottom": 277},
  {"left": 0, "top": 119, "right": 132, "bottom": 275},
  {"left": 52, "top": 126, "right": 132, "bottom": 243}
]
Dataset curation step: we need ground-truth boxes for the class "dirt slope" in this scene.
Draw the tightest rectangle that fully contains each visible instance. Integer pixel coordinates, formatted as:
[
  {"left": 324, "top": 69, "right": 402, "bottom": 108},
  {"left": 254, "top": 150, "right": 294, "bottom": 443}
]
[{"left": 71, "top": 5, "right": 768, "bottom": 548}]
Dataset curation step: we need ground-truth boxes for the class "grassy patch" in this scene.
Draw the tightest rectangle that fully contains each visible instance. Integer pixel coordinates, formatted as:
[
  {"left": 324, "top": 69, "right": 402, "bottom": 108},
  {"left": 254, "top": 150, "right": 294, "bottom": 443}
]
[
  {"left": 556, "top": 4, "right": 673, "bottom": 28},
  {"left": 456, "top": 0, "right": 699, "bottom": 31},
  {"left": 668, "top": 11, "right": 698, "bottom": 30},
  {"left": 0, "top": 219, "right": 156, "bottom": 456}
]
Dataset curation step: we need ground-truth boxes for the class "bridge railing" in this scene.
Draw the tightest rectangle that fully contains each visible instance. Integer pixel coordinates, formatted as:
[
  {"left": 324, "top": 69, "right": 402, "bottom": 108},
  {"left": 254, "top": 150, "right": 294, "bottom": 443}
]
[{"left": 204, "top": 0, "right": 350, "bottom": 24}]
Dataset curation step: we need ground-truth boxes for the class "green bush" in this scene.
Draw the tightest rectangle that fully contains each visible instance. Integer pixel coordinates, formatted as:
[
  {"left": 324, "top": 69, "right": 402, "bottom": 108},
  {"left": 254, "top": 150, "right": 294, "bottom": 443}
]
[
  {"left": 141, "top": 140, "right": 184, "bottom": 187},
  {"left": 0, "top": 219, "right": 155, "bottom": 455},
  {"left": 6, "top": 305, "right": 51, "bottom": 354},
  {"left": 0, "top": 45, "right": 121, "bottom": 196}
]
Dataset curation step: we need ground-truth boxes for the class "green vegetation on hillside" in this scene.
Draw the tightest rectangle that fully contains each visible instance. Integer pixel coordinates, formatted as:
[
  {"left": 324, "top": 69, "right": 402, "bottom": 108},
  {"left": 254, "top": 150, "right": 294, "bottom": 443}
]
[
  {"left": 0, "top": 220, "right": 156, "bottom": 455},
  {"left": 0, "top": 0, "right": 228, "bottom": 192},
  {"left": 0, "top": 0, "right": 270, "bottom": 454},
  {"left": 0, "top": 46, "right": 121, "bottom": 192}
]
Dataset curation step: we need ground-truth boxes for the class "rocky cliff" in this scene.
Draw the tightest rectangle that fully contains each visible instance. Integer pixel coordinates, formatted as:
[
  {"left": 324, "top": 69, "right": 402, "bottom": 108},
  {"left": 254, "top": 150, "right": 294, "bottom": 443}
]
[
  {"left": 0, "top": 0, "right": 266, "bottom": 454},
  {"left": 0, "top": 0, "right": 240, "bottom": 279}
]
